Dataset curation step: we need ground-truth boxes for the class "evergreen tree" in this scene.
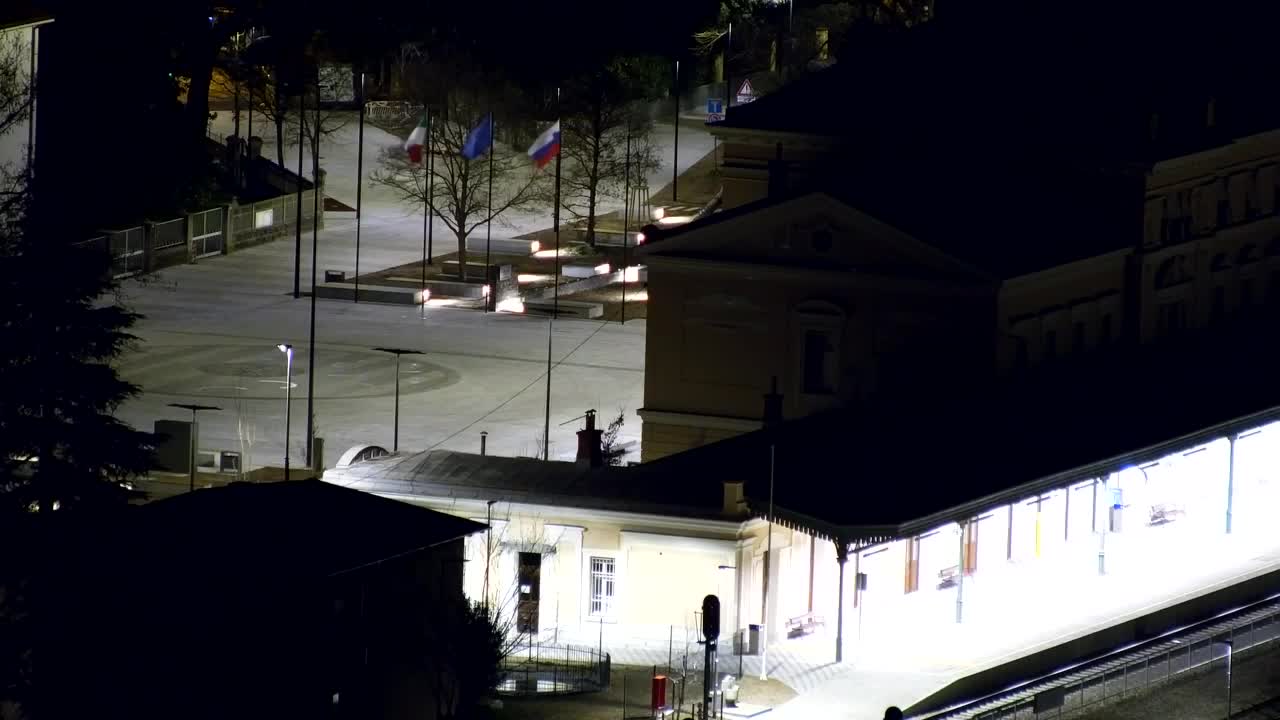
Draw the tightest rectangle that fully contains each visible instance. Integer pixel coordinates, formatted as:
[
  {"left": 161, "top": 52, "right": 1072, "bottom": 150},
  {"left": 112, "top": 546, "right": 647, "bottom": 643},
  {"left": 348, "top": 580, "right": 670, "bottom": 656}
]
[{"left": 0, "top": 185, "right": 155, "bottom": 514}]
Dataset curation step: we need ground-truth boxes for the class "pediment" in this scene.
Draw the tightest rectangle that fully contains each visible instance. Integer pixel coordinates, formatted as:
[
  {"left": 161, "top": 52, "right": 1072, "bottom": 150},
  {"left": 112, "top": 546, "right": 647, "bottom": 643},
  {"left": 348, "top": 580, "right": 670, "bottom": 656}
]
[{"left": 642, "top": 193, "right": 988, "bottom": 281}]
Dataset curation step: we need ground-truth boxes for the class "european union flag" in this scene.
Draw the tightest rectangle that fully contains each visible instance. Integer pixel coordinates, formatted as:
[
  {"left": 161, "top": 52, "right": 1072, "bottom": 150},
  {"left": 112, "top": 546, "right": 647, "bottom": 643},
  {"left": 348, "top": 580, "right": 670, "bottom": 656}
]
[{"left": 461, "top": 114, "right": 493, "bottom": 160}]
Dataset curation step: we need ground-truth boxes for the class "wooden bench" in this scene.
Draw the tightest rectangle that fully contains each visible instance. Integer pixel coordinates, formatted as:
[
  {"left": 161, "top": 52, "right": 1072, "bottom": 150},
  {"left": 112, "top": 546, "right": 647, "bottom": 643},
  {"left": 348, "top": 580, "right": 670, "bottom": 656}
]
[
  {"left": 786, "top": 612, "right": 826, "bottom": 638},
  {"left": 937, "top": 565, "right": 959, "bottom": 590},
  {"left": 315, "top": 282, "right": 424, "bottom": 305},
  {"left": 524, "top": 299, "right": 604, "bottom": 319}
]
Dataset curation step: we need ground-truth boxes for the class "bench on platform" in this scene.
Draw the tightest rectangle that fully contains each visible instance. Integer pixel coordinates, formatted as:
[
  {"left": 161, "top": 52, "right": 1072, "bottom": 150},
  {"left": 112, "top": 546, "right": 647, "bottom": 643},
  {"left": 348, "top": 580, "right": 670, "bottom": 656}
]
[
  {"left": 524, "top": 299, "right": 604, "bottom": 319},
  {"left": 786, "top": 612, "right": 825, "bottom": 638},
  {"left": 315, "top": 282, "right": 424, "bottom": 305}
]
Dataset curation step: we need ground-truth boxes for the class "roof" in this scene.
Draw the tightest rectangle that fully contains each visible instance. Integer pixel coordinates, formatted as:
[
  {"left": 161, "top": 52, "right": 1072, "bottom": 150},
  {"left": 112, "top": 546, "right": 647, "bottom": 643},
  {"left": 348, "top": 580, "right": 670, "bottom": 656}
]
[
  {"left": 644, "top": 316, "right": 1280, "bottom": 543},
  {"left": 641, "top": 188, "right": 1131, "bottom": 281},
  {"left": 0, "top": 1, "right": 51, "bottom": 30},
  {"left": 101, "top": 480, "right": 485, "bottom": 581},
  {"left": 716, "top": 2, "right": 1279, "bottom": 165},
  {"left": 323, "top": 450, "right": 729, "bottom": 521}
]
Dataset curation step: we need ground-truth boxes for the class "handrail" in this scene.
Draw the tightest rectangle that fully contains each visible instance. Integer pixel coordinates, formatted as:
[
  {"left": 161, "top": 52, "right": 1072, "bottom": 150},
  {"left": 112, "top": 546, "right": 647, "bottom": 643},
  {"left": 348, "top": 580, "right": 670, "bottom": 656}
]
[{"left": 915, "top": 589, "right": 1280, "bottom": 720}]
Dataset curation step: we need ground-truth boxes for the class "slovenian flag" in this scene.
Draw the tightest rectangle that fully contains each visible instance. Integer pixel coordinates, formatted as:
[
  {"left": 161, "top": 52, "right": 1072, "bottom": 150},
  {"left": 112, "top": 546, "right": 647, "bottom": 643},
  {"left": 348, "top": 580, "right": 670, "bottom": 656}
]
[
  {"left": 527, "top": 121, "right": 560, "bottom": 169},
  {"left": 405, "top": 115, "right": 428, "bottom": 164}
]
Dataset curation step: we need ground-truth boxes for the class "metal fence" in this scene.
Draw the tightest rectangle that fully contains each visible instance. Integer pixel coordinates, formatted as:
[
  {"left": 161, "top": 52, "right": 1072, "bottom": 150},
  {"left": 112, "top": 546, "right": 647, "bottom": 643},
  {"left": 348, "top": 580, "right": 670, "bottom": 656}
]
[
  {"left": 919, "top": 594, "right": 1280, "bottom": 720},
  {"left": 497, "top": 640, "right": 609, "bottom": 696},
  {"left": 150, "top": 217, "right": 186, "bottom": 251},
  {"left": 365, "top": 100, "right": 422, "bottom": 127}
]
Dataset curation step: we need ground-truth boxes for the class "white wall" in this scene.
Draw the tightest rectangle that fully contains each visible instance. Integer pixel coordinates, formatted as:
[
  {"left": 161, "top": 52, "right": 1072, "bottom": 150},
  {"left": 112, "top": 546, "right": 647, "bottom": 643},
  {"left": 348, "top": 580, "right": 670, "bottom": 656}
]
[{"left": 0, "top": 22, "right": 40, "bottom": 184}]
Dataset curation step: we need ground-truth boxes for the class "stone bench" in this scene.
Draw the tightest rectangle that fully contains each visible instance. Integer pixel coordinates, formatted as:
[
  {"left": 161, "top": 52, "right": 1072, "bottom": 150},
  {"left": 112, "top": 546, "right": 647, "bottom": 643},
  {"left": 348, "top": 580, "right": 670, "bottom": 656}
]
[
  {"left": 385, "top": 277, "right": 487, "bottom": 299},
  {"left": 464, "top": 236, "right": 537, "bottom": 256},
  {"left": 315, "top": 282, "right": 424, "bottom": 305},
  {"left": 524, "top": 299, "right": 604, "bottom": 319}
]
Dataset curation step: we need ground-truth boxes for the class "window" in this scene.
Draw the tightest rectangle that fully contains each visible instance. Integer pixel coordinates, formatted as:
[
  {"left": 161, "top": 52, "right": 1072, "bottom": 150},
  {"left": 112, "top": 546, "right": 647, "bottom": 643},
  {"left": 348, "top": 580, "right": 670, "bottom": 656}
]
[
  {"left": 589, "top": 557, "right": 616, "bottom": 617},
  {"left": 254, "top": 208, "right": 274, "bottom": 229},
  {"left": 1043, "top": 330, "right": 1057, "bottom": 360},
  {"left": 1157, "top": 302, "right": 1187, "bottom": 335},
  {"left": 1072, "top": 322, "right": 1086, "bottom": 353},
  {"left": 802, "top": 330, "right": 833, "bottom": 394},
  {"left": 1212, "top": 285, "right": 1226, "bottom": 321},
  {"left": 1099, "top": 314, "right": 1114, "bottom": 346}
]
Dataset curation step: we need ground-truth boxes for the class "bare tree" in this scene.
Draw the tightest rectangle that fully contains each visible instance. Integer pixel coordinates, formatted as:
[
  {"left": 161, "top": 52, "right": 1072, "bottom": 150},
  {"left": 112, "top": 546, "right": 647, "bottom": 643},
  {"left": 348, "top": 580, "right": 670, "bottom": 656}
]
[
  {"left": 560, "top": 58, "right": 665, "bottom": 245},
  {"left": 370, "top": 106, "right": 548, "bottom": 280},
  {"left": 214, "top": 68, "right": 348, "bottom": 166}
]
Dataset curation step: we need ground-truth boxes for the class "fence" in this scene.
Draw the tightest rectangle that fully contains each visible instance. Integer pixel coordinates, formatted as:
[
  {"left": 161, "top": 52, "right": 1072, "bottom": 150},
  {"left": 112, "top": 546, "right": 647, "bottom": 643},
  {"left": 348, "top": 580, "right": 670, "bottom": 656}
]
[
  {"left": 365, "top": 100, "right": 422, "bottom": 127},
  {"left": 918, "top": 594, "right": 1280, "bottom": 720},
  {"left": 617, "top": 645, "right": 743, "bottom": 720},
  {"left": 497, "top": 640, "right": 609, "bottom": 696}
]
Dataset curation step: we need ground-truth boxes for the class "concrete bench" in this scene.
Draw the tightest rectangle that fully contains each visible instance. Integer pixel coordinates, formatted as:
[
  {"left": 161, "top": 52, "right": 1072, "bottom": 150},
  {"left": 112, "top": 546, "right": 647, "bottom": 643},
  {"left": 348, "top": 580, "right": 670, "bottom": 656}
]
[
  {"left": 315, "top": 282, "right": 424, "bottom": 305},
  {"left": 524, "top": 299, "right": 604, "bottom": 319},
  {"left": 441, "top": 261, "right": 492, "bottom": 277},
  {"left": 385, "top": 277, "right": 487, "bottom": 299},
  {"left": 465, "top": 236, "right": 537, "bottom": 256},
  {"left": 786, "top": 612, "right": 826, "bottom": 638},
  {"left": 563, "top": 263, "right": 611, "bottom": 279}
]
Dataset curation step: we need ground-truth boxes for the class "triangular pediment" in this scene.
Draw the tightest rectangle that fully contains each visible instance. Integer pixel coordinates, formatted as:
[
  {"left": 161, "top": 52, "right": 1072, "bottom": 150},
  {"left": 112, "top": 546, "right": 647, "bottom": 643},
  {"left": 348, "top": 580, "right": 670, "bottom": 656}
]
[{"left": 640, "top": 193, "right": 990, "bottom": 281}]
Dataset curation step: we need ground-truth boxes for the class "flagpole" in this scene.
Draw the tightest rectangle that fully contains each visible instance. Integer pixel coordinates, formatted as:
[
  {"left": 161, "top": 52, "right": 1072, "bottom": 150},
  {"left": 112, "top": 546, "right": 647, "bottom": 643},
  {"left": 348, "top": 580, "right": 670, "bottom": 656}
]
[
  {"left": 621, "top": 120, "right": 631, "bottom": 325},
  {"left": 672, "top": 59, "right": 679, "bottom": 203},
  {"left": 427, "top": 110, "right": 435, "bottom": 267},
  {"left": 543, "top": 88, "right": 562, "bottom": 462},
  {"left": 354, "top": 71, "right": 365, "bottom": 303},
  {"left": 484, "top": 111, "right": 494, "bottom": 312},
  {"left": 305, "top": 76, "right": 320, "bottom": 468},
  {"left": 422, "top": 110, "right": 431, "bottom": 319},
  {"left": 294, "top": 78, "right": 304, "bottom": 299}
]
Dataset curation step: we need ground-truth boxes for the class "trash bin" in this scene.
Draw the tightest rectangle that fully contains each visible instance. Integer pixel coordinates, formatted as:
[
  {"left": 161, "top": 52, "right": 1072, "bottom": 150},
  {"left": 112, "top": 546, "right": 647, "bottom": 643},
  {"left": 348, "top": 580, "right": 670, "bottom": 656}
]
[
  {"left": 748, "top": 624, "right": 763, "bottom": 655},
  {"left": 325, "top": 270, "right": 345, "bottom": 283}
]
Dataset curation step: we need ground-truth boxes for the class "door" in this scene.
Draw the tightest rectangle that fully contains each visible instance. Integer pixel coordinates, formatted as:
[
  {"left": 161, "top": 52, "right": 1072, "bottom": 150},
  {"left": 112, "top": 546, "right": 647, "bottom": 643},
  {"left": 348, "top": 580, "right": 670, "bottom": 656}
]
[{"left": 516, "top": 552, "right": 542, "bottom": 634}]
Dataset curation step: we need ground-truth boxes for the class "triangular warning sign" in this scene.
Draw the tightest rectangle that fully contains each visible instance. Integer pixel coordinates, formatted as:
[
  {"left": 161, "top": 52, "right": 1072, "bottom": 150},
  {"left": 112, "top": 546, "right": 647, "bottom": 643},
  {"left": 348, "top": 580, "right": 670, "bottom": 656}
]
[{"left": 737, "top": 79, "right": 756, "bottom": 97}]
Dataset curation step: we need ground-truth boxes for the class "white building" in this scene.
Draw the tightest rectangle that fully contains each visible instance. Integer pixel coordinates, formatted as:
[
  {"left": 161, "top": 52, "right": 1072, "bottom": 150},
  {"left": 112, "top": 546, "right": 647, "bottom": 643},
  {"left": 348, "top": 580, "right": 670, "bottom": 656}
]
[{"left": 0, "top": 11, "right": 49, "bottom": 185}]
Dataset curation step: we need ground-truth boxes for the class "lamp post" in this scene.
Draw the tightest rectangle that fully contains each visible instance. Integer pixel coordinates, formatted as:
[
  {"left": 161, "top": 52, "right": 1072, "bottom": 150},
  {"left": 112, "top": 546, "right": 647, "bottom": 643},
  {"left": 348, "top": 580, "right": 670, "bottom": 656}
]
[
  {"left": 277, "top": 344, "right": 293, "bottom": 481},
  {"left": 167, "top": 403, "right": 221, "bottom": 493},
  {"left": 373, "top": 347, "right": 423, "bottom": 452}
]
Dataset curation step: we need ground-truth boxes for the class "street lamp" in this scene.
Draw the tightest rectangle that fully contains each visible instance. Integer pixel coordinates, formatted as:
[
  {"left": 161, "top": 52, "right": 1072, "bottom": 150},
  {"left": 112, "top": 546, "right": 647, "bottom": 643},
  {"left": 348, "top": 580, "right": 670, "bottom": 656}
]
[
  {"left": 277, "top": 344, "right": 293, "bottom": 481},
  {"left": 167, "top": 403, "right": 221, "bottom": 493},
  {"left": 373, "top": 347, "right": 423, "bottom": 452}
]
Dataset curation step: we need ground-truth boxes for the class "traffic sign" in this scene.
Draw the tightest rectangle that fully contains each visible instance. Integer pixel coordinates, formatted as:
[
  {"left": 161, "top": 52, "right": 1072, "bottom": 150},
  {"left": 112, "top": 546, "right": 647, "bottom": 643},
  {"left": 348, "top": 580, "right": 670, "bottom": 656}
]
[
  {"left": 706, "top": 98, "right": 724, "bottom": 124},
  {"left": 736, "top": 79, "right": 757, "bottom": 105}
]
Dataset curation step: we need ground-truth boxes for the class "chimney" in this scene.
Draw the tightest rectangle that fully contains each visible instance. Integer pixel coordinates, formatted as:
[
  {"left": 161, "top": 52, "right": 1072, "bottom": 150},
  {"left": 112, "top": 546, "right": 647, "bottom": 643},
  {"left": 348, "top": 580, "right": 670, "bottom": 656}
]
[
  {"left": 576, "top": 409, "right": 604, "bottom": 468},
  {"left": 723, "top": 480, "right": 747, "bottom": 516},
  {"left": 762, "top": 376, "right": 783, "bottom": 427}
]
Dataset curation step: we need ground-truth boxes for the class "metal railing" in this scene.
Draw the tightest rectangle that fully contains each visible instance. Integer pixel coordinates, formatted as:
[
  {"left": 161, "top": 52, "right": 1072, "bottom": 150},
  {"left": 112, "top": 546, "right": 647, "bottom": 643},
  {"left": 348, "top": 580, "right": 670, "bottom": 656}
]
[
  {"left": 497, "top": 640, "right": 610, "bottom": 696},
  {"left": 917, "top": 593, "right": 1280, "bottom": 720}
]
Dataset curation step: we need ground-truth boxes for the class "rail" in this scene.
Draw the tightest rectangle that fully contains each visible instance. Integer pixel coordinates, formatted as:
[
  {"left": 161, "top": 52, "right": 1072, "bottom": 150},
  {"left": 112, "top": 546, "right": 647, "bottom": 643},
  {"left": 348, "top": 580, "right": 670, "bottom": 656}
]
[{"left": 915, "top": 592, "right": 1280, "bottom": 720}]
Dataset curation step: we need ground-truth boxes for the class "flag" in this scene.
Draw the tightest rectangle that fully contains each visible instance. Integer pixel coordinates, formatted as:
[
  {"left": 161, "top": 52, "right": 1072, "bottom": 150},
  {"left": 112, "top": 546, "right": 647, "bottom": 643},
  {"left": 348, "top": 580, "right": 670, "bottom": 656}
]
[
  {"left": 461, "top": 114, "right": 494, "bottom": 160},
  {"left": 404, "top": 114, "right": 428, "bottom": 164},
  {"left": 527, "top": 121, "right": 560, "bottom": 169}
]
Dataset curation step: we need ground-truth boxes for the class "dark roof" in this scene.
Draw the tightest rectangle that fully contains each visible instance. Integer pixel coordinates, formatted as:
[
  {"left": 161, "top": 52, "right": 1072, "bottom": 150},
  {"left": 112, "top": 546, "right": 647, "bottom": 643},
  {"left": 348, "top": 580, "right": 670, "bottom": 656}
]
[
  {"left": 641, "top": 188, "right": 1131, "bottom": 281},
  {"left": 643, "top": 317, "right": 1280, "bottom": 541},
  {"left": 114, "top": 480, "right": 485, "bottom": 580},
  {"left": 0, "top": 1, "right": 51, "bottom": 29},
  {"left": 323, "top": 450, "right": 729, "bottom": 521}
]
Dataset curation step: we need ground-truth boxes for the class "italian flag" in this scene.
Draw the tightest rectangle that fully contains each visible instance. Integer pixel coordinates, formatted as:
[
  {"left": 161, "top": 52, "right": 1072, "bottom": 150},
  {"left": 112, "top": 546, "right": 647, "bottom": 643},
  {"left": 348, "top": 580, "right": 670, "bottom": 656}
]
[{"left": 405, "top": 115, "right": 428, "bottom": 164}]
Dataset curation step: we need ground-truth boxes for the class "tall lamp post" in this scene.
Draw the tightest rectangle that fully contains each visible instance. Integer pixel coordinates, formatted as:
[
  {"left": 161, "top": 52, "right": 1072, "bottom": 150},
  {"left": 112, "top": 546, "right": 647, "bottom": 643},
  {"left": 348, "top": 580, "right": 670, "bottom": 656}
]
[
  {"left": 277, "top": 344, "right": 293, "bottom": 481},
  {"left": 167, "top": 403, "right": 221, "bottom": 493},
  {"left": 373, "top": 347, "right": 423, "bottom": 452}
]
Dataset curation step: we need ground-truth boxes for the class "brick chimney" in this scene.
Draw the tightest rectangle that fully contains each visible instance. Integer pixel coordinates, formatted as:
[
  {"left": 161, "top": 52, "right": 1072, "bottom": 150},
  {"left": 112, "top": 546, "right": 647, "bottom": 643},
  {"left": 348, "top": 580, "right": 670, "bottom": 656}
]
[
  {"left": 575, "top": 409, "right": 604, "bottom": 468},
  {"left": 762, "top": 376, "right": 783, "bottom": 427}
]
